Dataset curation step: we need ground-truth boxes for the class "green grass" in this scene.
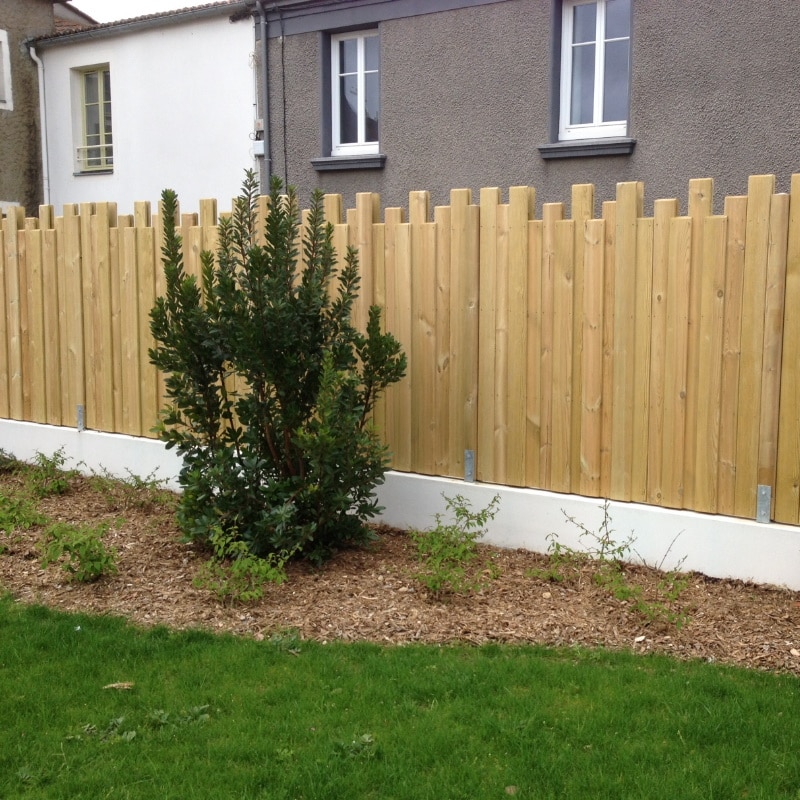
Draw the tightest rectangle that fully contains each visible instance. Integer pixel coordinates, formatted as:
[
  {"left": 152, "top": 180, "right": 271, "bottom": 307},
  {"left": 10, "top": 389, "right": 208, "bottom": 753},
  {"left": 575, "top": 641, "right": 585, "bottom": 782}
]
[{"left": 1, "top": 596, "right": 799, "bottom": 799}]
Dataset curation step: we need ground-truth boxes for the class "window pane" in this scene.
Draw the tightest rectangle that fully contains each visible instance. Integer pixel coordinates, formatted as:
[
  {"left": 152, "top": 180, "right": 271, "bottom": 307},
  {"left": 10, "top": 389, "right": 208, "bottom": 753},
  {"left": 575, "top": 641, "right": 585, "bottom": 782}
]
[
  {"left": 571, "top": 43, "right": 595, "bottom": 124},
  {"left": 602, "top": 39, "right": 629, "bottom": 122},
  {"left": 605, "top": 0, "right": 630, "bottom": 40},
  {"left": 364, "top": 35, "right": 379, "bottom": 72},
  {"left": 572, "top": 3, "right": 597, "bottom": 44},
  {"left": 365, "top": 71, "right": 379, "bottom": 142},
  {"left": 102, "top": 69, "right": 111, "bottom": 102},
  {"left": 104, "top": 103, "right": 113, "bottom": 137},
  {"left": 86, "top": 104, "right": 100, "bottom": 136},
  {"left": 0, "top": 43, "right": 6, "bottom": 102},
  {"left": 339, "top": 74, "right": 358, "bottom": 143},
  {"left": 339, "top": 38, "right": 357, "bottom": 74},
  {"left": 84, "top": 72, "right": 98, "bottom": 104}
]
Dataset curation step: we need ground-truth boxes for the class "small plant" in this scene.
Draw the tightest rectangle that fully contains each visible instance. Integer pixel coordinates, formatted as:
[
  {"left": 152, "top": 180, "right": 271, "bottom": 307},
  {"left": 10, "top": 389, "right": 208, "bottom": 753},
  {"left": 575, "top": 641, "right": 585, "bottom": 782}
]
[
  {"left": 88, "top": 466, "right": 175, "bottom": 512},
  {"left": 193, "top": 526, "right": 293, "bottom": 603},
  {"left": 26, "top": 448, "right": 78, "bottom": 498},
  {"left": 0, "top": 448, "right": 22, "bottom": 474},
  {"left": 411, "top": 494, "right": 500, "bottom": 599},
  {"left": 0, "top": 493, "right": 47, "bottom": 535},
  {"left": 39, "top": 521, "right": 118, "bottom": 582},
  {"left": 534, "top": 502, "right": 690, "bottom": 629}
]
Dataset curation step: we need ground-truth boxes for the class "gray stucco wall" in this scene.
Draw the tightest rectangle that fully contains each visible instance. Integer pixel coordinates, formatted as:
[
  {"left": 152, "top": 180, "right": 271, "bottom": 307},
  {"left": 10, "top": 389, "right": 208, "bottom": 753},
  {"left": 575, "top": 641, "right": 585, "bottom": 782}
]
[
  {"left": 0, "top": 0, "right": 53, "bottom": 212},
  {"left": 263, "top": 0, "right": 800, "bottom": 215}
]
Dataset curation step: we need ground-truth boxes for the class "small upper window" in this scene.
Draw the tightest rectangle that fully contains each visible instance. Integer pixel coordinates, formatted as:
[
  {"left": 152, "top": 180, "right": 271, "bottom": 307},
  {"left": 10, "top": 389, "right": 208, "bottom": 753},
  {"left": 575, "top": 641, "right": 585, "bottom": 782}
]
[
  {"left": 0, "top": 30, "right": 13, "bottom": 111},
  {"left": 559, "top": 0, "right": 630, "bottom": 140},
  {"left": 330, "top": 31, "right": 380, "bottom": 157},
  {"left": 77, "top": 65, "right": 113, "bottom": 172}
]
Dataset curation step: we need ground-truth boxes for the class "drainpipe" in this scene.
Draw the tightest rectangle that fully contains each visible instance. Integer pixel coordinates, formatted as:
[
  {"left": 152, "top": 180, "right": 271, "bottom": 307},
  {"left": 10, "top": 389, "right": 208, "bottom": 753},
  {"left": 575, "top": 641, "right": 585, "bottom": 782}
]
[
  {"left": 256, "top": 1, "right": 272, "bottom": 183},
  {"left": 26, "top": 44, "right": 51, "bottom": 206}
]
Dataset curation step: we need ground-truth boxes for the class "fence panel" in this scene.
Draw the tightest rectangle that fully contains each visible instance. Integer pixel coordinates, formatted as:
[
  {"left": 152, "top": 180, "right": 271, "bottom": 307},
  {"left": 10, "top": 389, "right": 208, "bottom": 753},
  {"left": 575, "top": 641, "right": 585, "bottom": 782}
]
[{"left": 2, "top": 175, "right": 800, "bottom": 528}]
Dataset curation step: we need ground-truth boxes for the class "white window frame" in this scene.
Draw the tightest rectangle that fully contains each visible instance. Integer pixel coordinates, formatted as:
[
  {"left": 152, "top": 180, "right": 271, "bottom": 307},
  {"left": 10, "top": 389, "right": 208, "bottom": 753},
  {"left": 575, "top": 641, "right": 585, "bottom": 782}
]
[
  {"left": 0, "top": 30, "right": 13, "bottom": 111},
  {"left": 74, "top": 64, "right": 113, "bottom": 173},
  {"left": 330, "top": 30, "right": 380, "bottom": 157},
  {"left": 559, "top": 0, "right": 630, "bottom": 141}
]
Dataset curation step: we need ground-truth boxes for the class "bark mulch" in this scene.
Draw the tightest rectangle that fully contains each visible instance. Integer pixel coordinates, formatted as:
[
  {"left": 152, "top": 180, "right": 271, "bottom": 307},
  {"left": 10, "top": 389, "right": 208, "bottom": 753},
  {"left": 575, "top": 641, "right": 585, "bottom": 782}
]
[{"left": 2, "top": 474, "right": 800, "bottom": 676}]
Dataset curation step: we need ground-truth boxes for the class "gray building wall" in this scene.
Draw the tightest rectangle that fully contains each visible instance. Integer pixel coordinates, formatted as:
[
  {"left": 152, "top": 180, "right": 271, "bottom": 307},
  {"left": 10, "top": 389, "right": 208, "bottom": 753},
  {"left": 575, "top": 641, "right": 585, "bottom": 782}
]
[
  {"left": 0, "top": 0, "right": 53, "bottom": 212},
  {"left": 262, "top": 0, "right": 800, "bottom": 215}
]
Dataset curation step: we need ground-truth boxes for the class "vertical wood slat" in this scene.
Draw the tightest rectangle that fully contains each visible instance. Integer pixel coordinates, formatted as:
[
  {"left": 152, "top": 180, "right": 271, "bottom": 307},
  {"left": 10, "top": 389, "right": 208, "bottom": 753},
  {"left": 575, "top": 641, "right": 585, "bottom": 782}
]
[
  {"left": 63, "top": 214, "right": 85, "bottom": 428},
  {"left": 599, "top": 200, "right": 617, "bottom": 497},
  {"left": 693, "top": 215, "right": 728, "bottom": 513},
  {"left": 79, "top": 203, "right": 97, "bottom": 430},
  {"left": 3, "top": 208, "right": 23, "bottom": 418},
  {"left": 540, "top": 202, "right": 565, "bottom": 488},
  {"left": 42, "top": 227, "right": 61, "bottom": 426},
  {"left": 411, "top": 217, "right": 437, "bottom": 474},
  {"left": 580, "top": 218, "right": 605, "bottom": 496},
  {"left": 682, "top": 178, "right": 714, "bottom": 509},
  {"left": 433, "top": 205, "right": 451, "bottom": 476},
  {"left": 646, "top": 199, "right": 679, "bottom": 505},
  {"left": 631, "top": 216, "right": 654, "bottom": 503},
  {"left": 610, "top": 181, "right": 643, "bottom": 501},
  {"left": 120, "top": 226, "right": 141, "bottom": 436},
  {"left": 570, "top": 184, "right": 594, "bottom": 487},
  {"left": 494, "top": 203, "right": 509, "bottom": 485},
  {"left": 757, "top": 193, "right": 789, "bottom": 513},
  {"left": 525, "top": 219, "right": 543, "bottom": 489},
  {"left": 506, "top": 186, "right": 534, "bottom": 487},
  {"left": 734, "top": 174, "right": 776, "bottom": 518},
  {"left": 776, "top": 176, "right": 800, "bottom": 523},
  {"left": 26, "top": 229, "right": 46, "bottom": 423},
  {"left": 551, "top": 219, "right": 574, "bottom": 493},
  {"left": 449, "top": 190, "right": 479, "bottom": 479},
  {"left": 717, "top": 195, "right": 748, "bottom": 516},
  {"left": 661, "top": 216, "right": 692, "bottom": 508},
  {"left": 477, "top": 187, "right": 500, "bottom": 482},
  {"left": 0, "top": 228, "right": 7, "bottom": 419},
  {"left": 91, "top": 204, "right": 115, "bottom": 431},
  {"left": 371, "top": 222, "right": 388, "bottom": 448}
]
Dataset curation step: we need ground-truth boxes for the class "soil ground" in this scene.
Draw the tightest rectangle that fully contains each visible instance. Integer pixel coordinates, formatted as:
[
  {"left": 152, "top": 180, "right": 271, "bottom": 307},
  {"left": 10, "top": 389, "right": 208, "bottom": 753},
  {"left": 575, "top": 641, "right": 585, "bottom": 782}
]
[{"left": 2, "top": 473, "right": 800, "bottom": 676}]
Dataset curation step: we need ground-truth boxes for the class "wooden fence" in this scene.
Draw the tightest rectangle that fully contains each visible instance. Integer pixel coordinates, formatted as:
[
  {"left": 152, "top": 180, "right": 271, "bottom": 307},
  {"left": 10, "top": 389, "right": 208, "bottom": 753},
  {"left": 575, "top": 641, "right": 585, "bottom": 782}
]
[{"left": 2, "top": 175, "right": 800, "bottom": 525}]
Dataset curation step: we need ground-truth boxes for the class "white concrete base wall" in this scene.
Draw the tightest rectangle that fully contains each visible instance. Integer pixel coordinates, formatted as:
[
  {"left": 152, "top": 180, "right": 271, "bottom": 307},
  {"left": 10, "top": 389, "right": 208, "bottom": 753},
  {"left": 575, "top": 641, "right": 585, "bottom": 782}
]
[{"left": 3, "top": 420, "right": 799, "bottom": 591}]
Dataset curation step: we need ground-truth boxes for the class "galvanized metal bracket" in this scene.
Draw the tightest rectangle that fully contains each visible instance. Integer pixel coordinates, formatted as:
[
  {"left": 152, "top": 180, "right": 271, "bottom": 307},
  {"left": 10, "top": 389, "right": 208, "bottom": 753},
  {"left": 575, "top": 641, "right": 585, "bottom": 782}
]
[
  {"left": 464, "top": 449, "right": 475, "bottom": 482},
  {"left": 756, "top": 485, "right": 771, "bottom": 523},
  {"left": 77, "top": 404, "right": 85, "bottom": 432}
]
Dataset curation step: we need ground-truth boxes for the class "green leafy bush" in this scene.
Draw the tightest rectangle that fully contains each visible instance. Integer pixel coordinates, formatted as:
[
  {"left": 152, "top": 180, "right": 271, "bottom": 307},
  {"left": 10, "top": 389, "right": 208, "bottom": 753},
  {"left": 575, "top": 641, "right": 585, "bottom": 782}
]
[
  {"left": 39, "top": 521, "right": 118, "bottom": 582},
  {"left": 149, "top": 172, "right": 405, "bottom": 563},
  {"left": 411, "top": 494, "right": 500, "bottom": 598},
  {"left": 26, "top": 449, "right": 78, "bottom": 498}
]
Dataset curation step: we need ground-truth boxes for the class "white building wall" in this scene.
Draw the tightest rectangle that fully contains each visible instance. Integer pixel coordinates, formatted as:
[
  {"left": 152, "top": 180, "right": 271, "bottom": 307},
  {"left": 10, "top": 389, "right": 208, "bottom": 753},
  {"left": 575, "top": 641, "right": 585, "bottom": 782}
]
[{"left": 40, "top": 13, "right": 256, "bottom": 215}]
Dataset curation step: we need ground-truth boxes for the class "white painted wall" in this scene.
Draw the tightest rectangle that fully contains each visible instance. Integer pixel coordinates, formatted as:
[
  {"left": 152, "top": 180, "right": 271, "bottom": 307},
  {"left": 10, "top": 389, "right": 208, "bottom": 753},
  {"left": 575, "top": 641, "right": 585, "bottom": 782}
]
[
  {"left": 2, "top": 419, "right": 799, "bottom": 591},
  {"left": 39, "top": 12, "right": 257, "bottom": 215}
]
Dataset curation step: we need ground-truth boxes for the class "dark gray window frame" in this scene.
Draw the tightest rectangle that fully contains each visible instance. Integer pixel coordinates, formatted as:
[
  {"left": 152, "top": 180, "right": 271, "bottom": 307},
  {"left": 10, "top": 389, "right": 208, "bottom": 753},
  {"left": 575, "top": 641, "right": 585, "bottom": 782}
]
[
  {"left": 538, "top": 0, "right": 635, "bottom": 160},
  {"left": 312, "top": 25, "right": 386, "bottom": 171}
]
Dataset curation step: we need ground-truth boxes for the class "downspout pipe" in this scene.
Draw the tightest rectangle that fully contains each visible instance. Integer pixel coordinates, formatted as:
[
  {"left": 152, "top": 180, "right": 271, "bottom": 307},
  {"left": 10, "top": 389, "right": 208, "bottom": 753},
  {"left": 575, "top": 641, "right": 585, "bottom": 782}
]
[
  {"left": 26, "top": 43, "right": 50, "bottom": 206},
  {"left": 256, "top": 1, "right": 272, "bottom": 183}
]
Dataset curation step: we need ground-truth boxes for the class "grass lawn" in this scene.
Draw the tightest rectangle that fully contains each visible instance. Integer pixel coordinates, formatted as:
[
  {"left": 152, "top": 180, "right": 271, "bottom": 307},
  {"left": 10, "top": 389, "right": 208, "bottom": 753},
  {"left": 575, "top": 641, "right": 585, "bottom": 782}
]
[{"left": 2, "top": 596, "right": 799, "bottom": 799}]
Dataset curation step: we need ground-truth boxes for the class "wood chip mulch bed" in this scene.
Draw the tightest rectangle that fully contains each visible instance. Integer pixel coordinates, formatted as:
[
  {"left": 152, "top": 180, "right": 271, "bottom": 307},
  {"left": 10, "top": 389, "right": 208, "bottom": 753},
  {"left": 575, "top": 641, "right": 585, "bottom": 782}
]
[{"left": 2, "top": 475, "right": 800, "bottom": 676}]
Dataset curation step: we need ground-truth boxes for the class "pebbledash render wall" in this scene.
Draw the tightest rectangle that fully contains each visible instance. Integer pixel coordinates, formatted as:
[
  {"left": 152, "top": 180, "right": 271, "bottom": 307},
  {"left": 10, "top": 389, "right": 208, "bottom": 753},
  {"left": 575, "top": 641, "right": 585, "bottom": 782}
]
[
  {"left": 261, "top": 0, "right": 800, "bottom": 212},
  {"left": 0, "top": 0, "right": 53, "bottom": 212}
]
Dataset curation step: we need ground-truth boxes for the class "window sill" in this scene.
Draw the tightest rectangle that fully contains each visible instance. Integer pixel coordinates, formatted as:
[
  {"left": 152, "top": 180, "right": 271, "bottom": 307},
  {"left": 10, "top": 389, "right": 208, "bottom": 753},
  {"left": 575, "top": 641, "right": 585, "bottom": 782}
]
[
  {"left": 74, "top": 169, "right": 114, "bottom": 176},
  {"left": 538, "top": 138, "right": 636, "bottom": 159},
  {"left": 312, "top": 154, "right": 386, "bottom": 172}
]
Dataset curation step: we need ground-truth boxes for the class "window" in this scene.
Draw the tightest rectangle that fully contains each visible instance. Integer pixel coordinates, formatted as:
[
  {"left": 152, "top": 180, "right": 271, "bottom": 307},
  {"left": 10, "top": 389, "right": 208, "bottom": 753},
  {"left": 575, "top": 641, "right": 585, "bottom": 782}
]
[
  {"left": 559, "top": 0, "right": 630, "bottom": 140},
  {"left": 330, "top": 31, "right": 379, "bottom": 157},
  {"left": 77, "top": 66, "right": 113, "bottom": 172},
  {"left": 0, "top": 30, "right": 13, "bottom": 111}
]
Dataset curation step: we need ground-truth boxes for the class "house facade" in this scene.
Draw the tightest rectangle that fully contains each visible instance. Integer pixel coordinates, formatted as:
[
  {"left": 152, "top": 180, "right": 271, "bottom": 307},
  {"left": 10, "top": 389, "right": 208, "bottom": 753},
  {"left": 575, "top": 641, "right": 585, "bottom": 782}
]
[
  {"left": 33, "top": 1, "right": 256, "bottom": 215},
  {"left": 254, "top": 0, "right": 800, "bottom": 212},
  {"left": 0, "top": 0, "right": 56, "bottom": 212}
]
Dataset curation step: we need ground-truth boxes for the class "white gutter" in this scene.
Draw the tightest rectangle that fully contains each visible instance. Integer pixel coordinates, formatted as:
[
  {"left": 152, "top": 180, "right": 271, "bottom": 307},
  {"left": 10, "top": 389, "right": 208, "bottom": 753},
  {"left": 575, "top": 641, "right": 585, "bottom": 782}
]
[{"left": 27, "top": 45, "right": 50, "bottom": 206}]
